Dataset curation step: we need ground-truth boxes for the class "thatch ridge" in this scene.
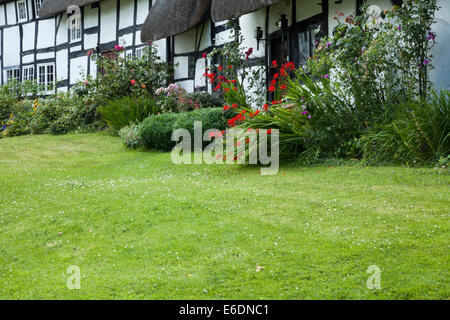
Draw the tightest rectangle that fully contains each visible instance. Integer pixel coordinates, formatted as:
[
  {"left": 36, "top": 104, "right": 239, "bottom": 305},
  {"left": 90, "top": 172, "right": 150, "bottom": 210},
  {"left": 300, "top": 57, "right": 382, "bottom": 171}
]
[
  {"left": 211, "top": 0, "right": 281, "bottom": 22},
  {"left": 141, "top": 0, "right": 212, "bottom": 42},
  {"left": 39, "top": 0, "right": 102, "bottom": 18}
]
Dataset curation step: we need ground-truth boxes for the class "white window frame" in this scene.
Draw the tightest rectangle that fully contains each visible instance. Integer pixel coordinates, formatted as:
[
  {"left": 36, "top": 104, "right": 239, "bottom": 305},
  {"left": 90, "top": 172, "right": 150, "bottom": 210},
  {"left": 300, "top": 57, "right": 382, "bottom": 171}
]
[
  {"left": 135, "top": 47, "right": 144, "bottom": 59},
  {"left": 69, "top": 13, "right": 82, "bottom": 43},
  {"left": 6, "top": 68, "right": 20, "bottom": 83},
  {"left": 22, "top": 65, "right": 35, "bottom": 82},
  {"left": 17, "top": 0, "right": 28, "bottom": 22},
  {"left": 37, "top": 63, "right": 55, "bottom": 93},
  {"left": 34, "top": 0, "right": 43, "bottom": 18}
]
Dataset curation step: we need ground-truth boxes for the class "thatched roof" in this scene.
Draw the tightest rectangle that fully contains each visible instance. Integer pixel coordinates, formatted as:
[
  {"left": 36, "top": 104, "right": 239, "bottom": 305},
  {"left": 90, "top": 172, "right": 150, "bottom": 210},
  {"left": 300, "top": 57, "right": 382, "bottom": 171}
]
[
  {"left": 39, "top": 0, "right": 102, "bottom": 18},
  {"left": 141, "top": 0, "right": 211, "bottom": 42},
  {"left": 211, "top": 0, "right": 281, "bottom": 22}
]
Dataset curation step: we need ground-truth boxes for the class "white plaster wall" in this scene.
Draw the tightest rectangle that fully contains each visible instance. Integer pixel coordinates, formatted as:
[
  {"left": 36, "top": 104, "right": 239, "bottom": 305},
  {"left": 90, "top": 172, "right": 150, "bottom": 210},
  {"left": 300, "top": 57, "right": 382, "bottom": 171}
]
[
  {"left": 195, "top": 58, "right": 206, "bottom": 88},
  {"left": 6, "top": 2, "right": 16, "bottom": 25},
  {"left": 84, "top": 6, "right": 99, "bottom": 29},
  {"left": 176, "top": 79, "right": 194, "bottom": 92},
  {"left": 37, "top": 19, "right": 55, "bottom": 49},
  {"left": 56, "top": 49, "right": 68, "bottom": 81},
  {"left": 3, "top": 26, "right": 20, "bottom": 66},
  {"left": 198, "top": 19, "right": 212, "bottom": 51},
  {"left": 84, "top": 33, "right": 98, "bottom": 49},
  {"left": 174, "top": 56, "right": 188, "bottom": 79},
  {"left": 174, "top": 28, "right": 196, "bottom": 54},
  {"left": 215, "top": 28, "right": 234, "bottom": 46},
  {"left": 296, "top": 0, "right": 322, "bottom": 22},
  {"left": 119, "top": 0, "right": 134, "bottom": 29},
  {"left": 153, "top": 38, "right": 167, "bottom": 62},
  {"left": 136, "top": 0, "right": 150, "bottom": 24},
  {"left": 119, "top": 33, "right": 133, "bottom": 47},
  {"left": 22, "top": 22, "right": 35, "bottom": 51},
  {"left": 431, "top": 0, "right": 450, "bottom": 90},
  {"left": 0, "top": 5, "right": 5, "bottom": 26},
  {"left": 100, "top": 0, "right": 117, "bottom": 44},
  {"left": 70, "top": 56, "right": 87, "bottom": 84},
  {"left": 36, "top": 52, "right": 55, "bottom": 60},
  {"left": 239, "top": 9, "right": 266, "bottom": 58},
  {"left": 22, "top": 54, "right": 34, "bottom": 64},
  {"left": 56, "top": 15, "right": 68, "bottom": 45}
]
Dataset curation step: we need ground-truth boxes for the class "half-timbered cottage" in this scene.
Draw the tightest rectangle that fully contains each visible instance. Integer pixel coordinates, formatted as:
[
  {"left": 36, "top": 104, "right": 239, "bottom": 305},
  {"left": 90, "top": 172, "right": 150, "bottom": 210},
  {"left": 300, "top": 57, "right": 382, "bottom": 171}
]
[{"left": 0, "top": 0, "right": 448, "bottom": 93}]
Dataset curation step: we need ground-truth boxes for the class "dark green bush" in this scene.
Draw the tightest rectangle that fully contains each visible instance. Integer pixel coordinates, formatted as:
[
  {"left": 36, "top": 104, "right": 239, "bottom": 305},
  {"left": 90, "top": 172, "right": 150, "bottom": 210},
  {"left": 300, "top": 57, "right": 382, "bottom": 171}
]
[
  {"left": 99, "top": 96, "right": 160, "bottom": 132},
  {"left": 139, "top": 113, "right": 178, "bottom": 151},
  {"left": 180, "top": 92, "right": 224, "bottom": 111},
  {"left": 137, "top": 108, "right": 227, "bottom": 151}
]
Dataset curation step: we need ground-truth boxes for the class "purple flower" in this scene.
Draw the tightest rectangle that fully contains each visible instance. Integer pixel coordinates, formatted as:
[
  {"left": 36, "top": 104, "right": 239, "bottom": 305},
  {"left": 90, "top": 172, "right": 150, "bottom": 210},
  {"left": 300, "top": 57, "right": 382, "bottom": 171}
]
[
  {"left": 397, "top": 25, "right": 402, "bottom": 31},
  {"left": 114, "top": 45, "right": 124, "bottom": 52},
  {"left": 423, "top": 59, "right": 430, "bottom": 65},
  {"left": 427, "top": 31, "right": 436, "bottom": 40},
  {"left": 308, "top": 115, "right": 311, "bottom": 119},
  {"left": 326, "top": 41, "right": 331, "bottom": 47},
  {"left": 302, "top": 110, "right": 308, "bottom": 115}
]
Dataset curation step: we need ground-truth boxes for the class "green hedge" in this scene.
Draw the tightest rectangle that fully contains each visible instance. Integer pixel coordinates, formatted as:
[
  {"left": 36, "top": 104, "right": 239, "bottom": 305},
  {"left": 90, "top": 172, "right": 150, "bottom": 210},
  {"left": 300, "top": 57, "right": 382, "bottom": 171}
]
[{"left": 138, "top": 108, "right": 228, "bottom": 151}]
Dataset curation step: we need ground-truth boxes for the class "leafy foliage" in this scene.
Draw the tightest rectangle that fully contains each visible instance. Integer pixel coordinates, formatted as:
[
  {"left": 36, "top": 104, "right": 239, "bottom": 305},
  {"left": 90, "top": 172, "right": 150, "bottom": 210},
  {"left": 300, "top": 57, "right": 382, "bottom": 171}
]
[{"left": 99, "top": 97, "right": 160, "bottom": 133}]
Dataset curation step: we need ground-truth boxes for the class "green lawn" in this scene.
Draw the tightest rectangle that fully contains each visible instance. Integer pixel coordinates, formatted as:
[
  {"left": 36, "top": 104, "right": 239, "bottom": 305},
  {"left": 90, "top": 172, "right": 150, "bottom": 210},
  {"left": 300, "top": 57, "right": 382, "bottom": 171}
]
[{"left": 0, "top": 133, "right": 448, "bottom": 299}]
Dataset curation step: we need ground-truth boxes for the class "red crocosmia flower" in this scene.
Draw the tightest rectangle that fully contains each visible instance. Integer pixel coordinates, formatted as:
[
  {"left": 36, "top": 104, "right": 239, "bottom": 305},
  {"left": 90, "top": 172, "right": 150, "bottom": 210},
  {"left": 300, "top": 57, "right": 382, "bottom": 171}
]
[
  {"left": 218, "top": 65, "right": 223, "bottom": 71},
  {"left": 228, "top": 65, "right": 233, "bottom": 69},
  {"left": 232, "top": 103, "right": 238, "bottom": 108},
  {"left": 280, "top": 84, "right": 287, "bottom": 90},
  {"left": 245, "top": 138, "right": 250, "bottom": 144},
  {"left": 254, "top": 110, "right": 260, "bottom": 116},
  {"left": 273, "top": 73, "right": 279, "bottom": 79},
  {"left": 271, "top": 79, "right": 277, "bottom": 86},
  {"left": 130, "top": 79, "right": 136, "bottom": 85},
  {"left": 247, "top": 128, "right": 253, "bottom": 132},
  {"left": 233, "top": 87, "right": 237, "bottom": 91},
  {"left": 280, "top": 67, "right": 287, "bottom": 76},
  {"left": 223, "top": 105, "right": 230, "bottom": 111},
  {"left": 225, "top": 88, "right": 230, "bottom": 92},
  {"left": 231, "top": 79, "right": 236, "bottom": 83},
  {"left": 267, "top": 129, "right": 272, "bottom": 135},
  {"left": 272, "top": 60, "right": 278, "bottom": 68},
  {"left": 203, "top": 53, "right": 207, "bottom": 59},
  {"left": 214, "top": 85, "right": 221, "bottom": 91},
  {"left": 268, "top": 85, "right": 276, "bottom": 92},
  {"left": 263, "top": 104, "right": 269, "bottom": 111}
]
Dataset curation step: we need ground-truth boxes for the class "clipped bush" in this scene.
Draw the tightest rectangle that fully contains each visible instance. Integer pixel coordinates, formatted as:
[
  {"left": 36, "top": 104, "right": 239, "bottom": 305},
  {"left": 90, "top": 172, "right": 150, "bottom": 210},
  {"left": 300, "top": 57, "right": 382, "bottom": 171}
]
[
  {"left": 137, "top": 108, "right": 228, "bottom": 151},
  {"left": 139, "top": 113, "right": 178, "bottom": 151},
  {"left": 99, "top": 96, "right": 160, "bottom": 132}
]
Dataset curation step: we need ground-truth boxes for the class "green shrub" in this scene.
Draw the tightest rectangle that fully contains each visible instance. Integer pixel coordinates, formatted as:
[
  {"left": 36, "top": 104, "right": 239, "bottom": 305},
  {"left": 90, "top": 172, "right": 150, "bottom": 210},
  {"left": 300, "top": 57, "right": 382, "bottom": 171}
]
[
  {"left": 3, "top": 93, "right": 102, "bottom": 137},
  {"left": 99, "top": 96, "right": 160, "bottom": 132},
  {"left": 137, "top": 108, "right": 227, "bottom": 151},
  {"left": 119, "top": 124, "right": 143, "bottom": 149},
  {"left": 173, "top": 108, "right": 227, "bottom": 135},
  {"left": 361, "top": 90, "right": 450, "bottom": 165},
  {"left": 139, "top": 113, "right": 178, "bottom": 151}
]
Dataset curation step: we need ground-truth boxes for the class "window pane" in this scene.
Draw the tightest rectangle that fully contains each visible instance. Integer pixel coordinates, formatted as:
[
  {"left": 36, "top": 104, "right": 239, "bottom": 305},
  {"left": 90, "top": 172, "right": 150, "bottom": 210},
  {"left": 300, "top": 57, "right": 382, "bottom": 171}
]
[{"left": 298, "top": 31, "right": 310, "bottom": 67}]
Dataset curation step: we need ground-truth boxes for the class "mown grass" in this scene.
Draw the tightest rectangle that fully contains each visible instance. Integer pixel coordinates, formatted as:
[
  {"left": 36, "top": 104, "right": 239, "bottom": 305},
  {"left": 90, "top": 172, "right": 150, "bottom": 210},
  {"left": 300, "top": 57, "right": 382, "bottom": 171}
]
[{"left": 0, "top": 133, "right": 448, "bottom": 299}]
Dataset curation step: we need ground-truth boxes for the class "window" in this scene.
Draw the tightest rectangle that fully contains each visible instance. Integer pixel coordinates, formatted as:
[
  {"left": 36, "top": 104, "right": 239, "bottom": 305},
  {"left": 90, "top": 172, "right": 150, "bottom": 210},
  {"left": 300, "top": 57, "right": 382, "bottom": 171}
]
[
  {"left": 17, "top": 0, "right": 28, "bottom": 22},
  {"left": 22, "top": 66, "right": 35, "bottom": 82},
  {"left": 38, "top": 64, "right": 54, "bottom": 92},
  {"left": 135, "top": 47, "right": 144, "bottom": 59},
  {"left": 296, "top": 22, "right": 324, "bottom": 69},
  {"left": 6, "top": 68, "right": 20, "bottom": 83},
  {"left": 69, "top": 14, "right": 82, "bottom": 42},
  {"left": 34, "top": 0, "right": 43, "bottom": 18}
]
